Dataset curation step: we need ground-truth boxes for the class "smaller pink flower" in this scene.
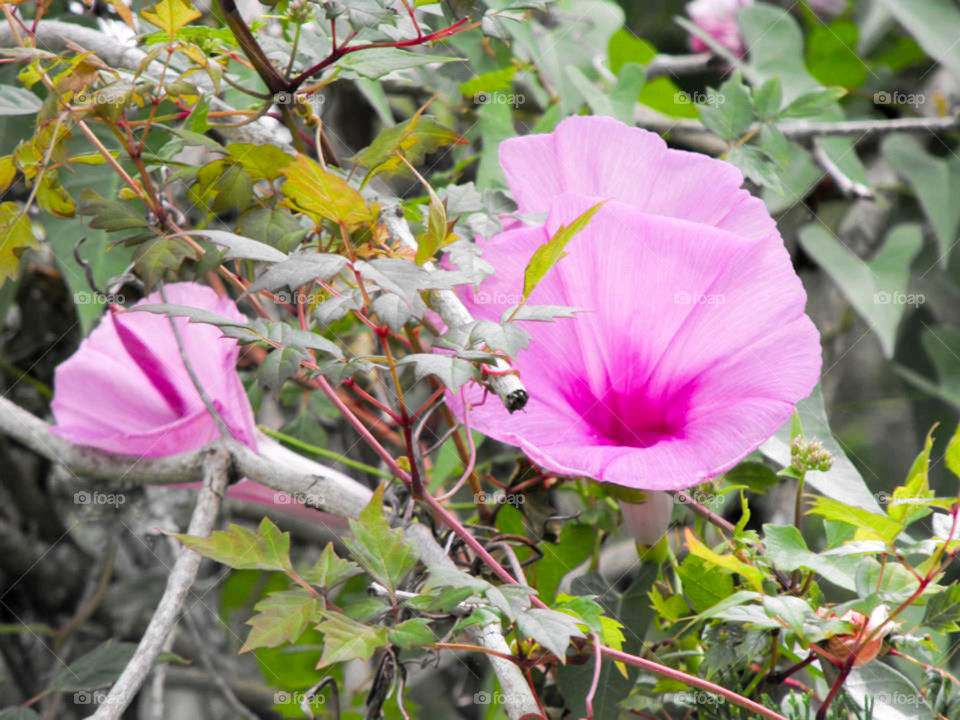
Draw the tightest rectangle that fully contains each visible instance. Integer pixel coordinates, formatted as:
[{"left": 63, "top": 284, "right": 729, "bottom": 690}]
[
  {"left": 52, "top": 282, "right": 257, "bottom": 455},
  {"left": 51, "top": 282, "right": 320, "bottom": 519},
  {"left": 686, "top": 0, "right": 754, "bottom": 56}
]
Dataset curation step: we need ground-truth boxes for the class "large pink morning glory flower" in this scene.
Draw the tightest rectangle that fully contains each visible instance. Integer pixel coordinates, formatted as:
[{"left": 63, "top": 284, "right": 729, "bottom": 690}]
[
  {"left": 51, "top": 282, "right": 318, "bottom": 515},
  {"left": 453, "top": 116, "right": 821, "bottom": 490},
  {"left": 686, "top": 0, "right": 753, "bottom": 56}
]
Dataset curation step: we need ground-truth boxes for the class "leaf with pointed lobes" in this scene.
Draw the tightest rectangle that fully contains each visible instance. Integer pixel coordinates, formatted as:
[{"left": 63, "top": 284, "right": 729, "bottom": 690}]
[
  {"left": 174, "top": 517, "right": 293, "bottom": 572},
  {"left": 281, "top": 154, "right": 372, "bottom": 226}
]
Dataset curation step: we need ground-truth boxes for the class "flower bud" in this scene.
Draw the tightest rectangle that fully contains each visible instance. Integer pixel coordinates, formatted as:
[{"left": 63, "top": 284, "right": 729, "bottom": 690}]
[{"left": 790, "top": 437, "right": 833, "bottom": 473}]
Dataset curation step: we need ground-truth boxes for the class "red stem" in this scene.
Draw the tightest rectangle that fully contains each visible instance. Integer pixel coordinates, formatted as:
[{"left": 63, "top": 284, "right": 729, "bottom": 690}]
[
  {"left": 584, "top": 633, "right": 602, "bottom": 720},
  {"left": 289, "top": 18, "right": 476, "bottom": 91}
]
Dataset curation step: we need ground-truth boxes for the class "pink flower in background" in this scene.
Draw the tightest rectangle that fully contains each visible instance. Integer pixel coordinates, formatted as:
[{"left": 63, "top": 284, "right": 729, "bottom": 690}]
[
  {"left": 52, "top": 282, "right": 257, "bottom": 455},
  {"left": 686, "top": 0, "right": 753, "bottom": 56},
  {"left": 51, "top": 282, "right": 321, "bottom": 517},
  {"left": 452, "top": 116, "right": 821, "bottom": 490}
]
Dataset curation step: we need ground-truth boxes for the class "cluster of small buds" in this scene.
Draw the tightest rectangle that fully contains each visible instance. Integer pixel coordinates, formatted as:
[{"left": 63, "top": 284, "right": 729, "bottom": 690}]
[
  {"left": 790, "top": 436, "right": 833, "bottom": 474},
  {"left": 288, "top": 0, "right": 314, "bottom": 23}
]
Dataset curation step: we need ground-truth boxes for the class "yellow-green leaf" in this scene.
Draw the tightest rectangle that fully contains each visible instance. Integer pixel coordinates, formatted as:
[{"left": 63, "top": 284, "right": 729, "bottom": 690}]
[
  {"left": 684, "top": 528, "right": 764, "bottom": 592},
  {"left": 946, "top": 423, "right": 960, "bottom": 479},
  {"left": 342, "top": 484, "right": 418, "bottom": 593},
  {"left": 806, "top": 496, "right": 903, "bottom": 544},
  {"left": 281, "top": 154, "right": 371, "bottom": 226},
  {"left": 141, "top": 0, "right": 202, "bottom": 36},
  {"left": 889, "top": 425, "right": 936, "bottom": 524},
  {"left": 0, "top": 202, "right": 37, "bottom": 284},
  {"left": 226, "top": 142, "right": 293, "bottom": 182},
  {"left": 174, "top": 517, "right": 293, "bottom": 572},
  {"left": 523, "top": 201, "right": 604, "bottom": 300},
  {"left": 0, "top": 156, "right": 15, "bottom": 193},
  {"left": 36, "top": 171, "right": 75, "bottom": 218},
  {"left": 350, "top": 114, "right": 465, "bottom": 183}
]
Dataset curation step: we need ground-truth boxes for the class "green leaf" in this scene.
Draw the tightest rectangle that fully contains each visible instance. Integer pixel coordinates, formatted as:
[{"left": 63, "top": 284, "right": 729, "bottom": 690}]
[
  {"left": 762, "top": 524, "right": 856, "bottom": 591},
  {"left": 337, "top": 48, "right": 464, "bottom": 80},
  {"left": 415, "top": 181, "right": 450, "bottom": 265},
  {"left": 180, "top": 229, "right": 287, "bottom": 263},
  {"left": 531, "top": 523, "right": 594, "bottom": 603},
  {"left": 241, "top": 588, "right": 320, "bottom": 653},
  {"left": 0, "top": 202, "right": 38, "bottom": 284},
  {"left": 77, "top": 189, "right": 149, "bottom": 231},
  {"left": 805, "top": 21, "right": 867, "bottom": 89},
  {"left": 0, "top": 85, "right": 42, "bottom": 115},
  {"left": 607, "top": 28, "right": 655, "bottom": 73},
  {"left": 50, "top": 641, "right": 138, "bottom": 691},
  {"left": 403, "top": 586, "right": 474, "bottom": 613},
  {"left": 351, "top": 115, "right": 465, "bottom": 182},
  {"left": 697, "top": 72, "right": 753, "bottom": 142},
  {"left": 945, "top": 424, "right": 960, "bottom": 478},
  {"left": 343, "top": 485, "right": 418, "bottom": 594},
  {"left": 315, "top": 611, "right": 388, "bottom": 666},
  {"left": 388, "top": 618, "right": 436, "bottom": 649},
  {"left": 300, "top": 543, "right": 363, "bottom": 589},
  {"left": 922, "top": 584, "right": 960, "bottom": 630},
  {"left": 844, "top": 660, "right": 935, "bottom": 720},
  {"left": 460, "top": 66, "right": 517, "bottom": 97},
  {"left": 516, "top": 607, "right": 584, "bottom": 662},
  {"left": 752, "top": 78, "right": 782, "bottom": 120},
  {"left": 174, "top": 517, "right": 294, "bottom": 572},
  {"left": 684, "top": 529, "right": 764, "bottom": 592},
  {"left": 133, "top": 237, "right": 197, "bottom": 289},
  {"left": 36, "top": 171, "right": 75, "bottom": 218},
  {"left": 806, "top": 496, "right": 902, "bottom": 544},
  {"left": 888, "top": 427, "right": 936, "bottom": 525},
  {"left": 779, "top": 87, "right": 847, "bottom": 119},
  {"left": 395, "top": 353, "right": 474, "bottom": 391},
  {"left": 281, "top": 154, "right": 371, "bottom": 226},
  {"left": 141, "top": 0, "right": 202, "bottom": 36},
  {"left": 724, "top": 461, "right": 779, "bottom": 494},
  {"left": 226, "top": 143, "right": 293, "bottom": 182},
  {"left": 235, "top": 207, "right": 307, "bottom": 254},
  {"left": 873, "top": 0, "right": 960, "bottom": 81},
  {"left": 882, "top": 134, "right": 960, "bottom": 267},
  {"left": 677, "top": 555, "right": 734, "bottom": 614},
  {"left": 523, "top": 201, "right": 604, "bottom": 300},
  {"left": 259, "top": 345, "right": 309, "bottom": 391},
  {"left": 798, "top": 223, "right": 923, "bottom": 358}
]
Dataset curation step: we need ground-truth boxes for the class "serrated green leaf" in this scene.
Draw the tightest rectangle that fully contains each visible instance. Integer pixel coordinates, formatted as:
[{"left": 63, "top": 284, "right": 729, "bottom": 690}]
[
  {"left": 516, "top": 607, "right": 584, "bottom": 663},
  {"left": 300, "top": 543, "right": 362, "bottom": 589},
  {"left": 922, "top": 584, "right": 960, "bottom": 630},
  {"left": 779, "top": 87, "right": 847, "bottom": 119},
  {"left": 77, "top": 189, "right": 149, "bottom": 231},
  {"left": 0, "top": 202, "right": 38, "bottom": 284},
  {"left": 175, "top": 517, "right": 293, "bottom": 572},
  {"left": 241, "top": 588, "right": 319, "bottom": 653},
  {"left": 315, "top": 611, "right": 388, "bottom": 666},
  {"left": 806, "top": 496, "right": 902, "bottom": 544},
  {"left": 351, "top": 115, "right": 465, "bottom": 182},
  {"left": 388, "top": 618, "right": 436, "bottom": 649},
  {"left": 226, "top": 143, "right": 293, "bottom": 182},
  {"left": 343, "top": 485, "right": 418, "bottom": 593}
]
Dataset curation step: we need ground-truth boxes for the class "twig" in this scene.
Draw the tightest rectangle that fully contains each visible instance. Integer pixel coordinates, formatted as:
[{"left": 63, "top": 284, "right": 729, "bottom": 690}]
[
  {"left": 183, "top": 612, "right": 258, "bottom": 720},
  {"left": 88, "top": 446, "right": 231, "bottom": 720},
  {"left": 812, "top": 141, "right": 875, "bottom": 199},
  {"left": 381, "top": 204, "right": 528, "bottom": 413},
  {"left": 646, "top": 52, "right": 714, "bottom": 78},
  {"left": 405, "top": 524, "right": 543, "bottom": 720}
]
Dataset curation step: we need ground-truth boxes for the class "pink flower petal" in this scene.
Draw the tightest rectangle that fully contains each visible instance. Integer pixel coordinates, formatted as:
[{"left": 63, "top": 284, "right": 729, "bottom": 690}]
[{"left": 499, "top": 115, "right": 776, "bottom": 245}]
